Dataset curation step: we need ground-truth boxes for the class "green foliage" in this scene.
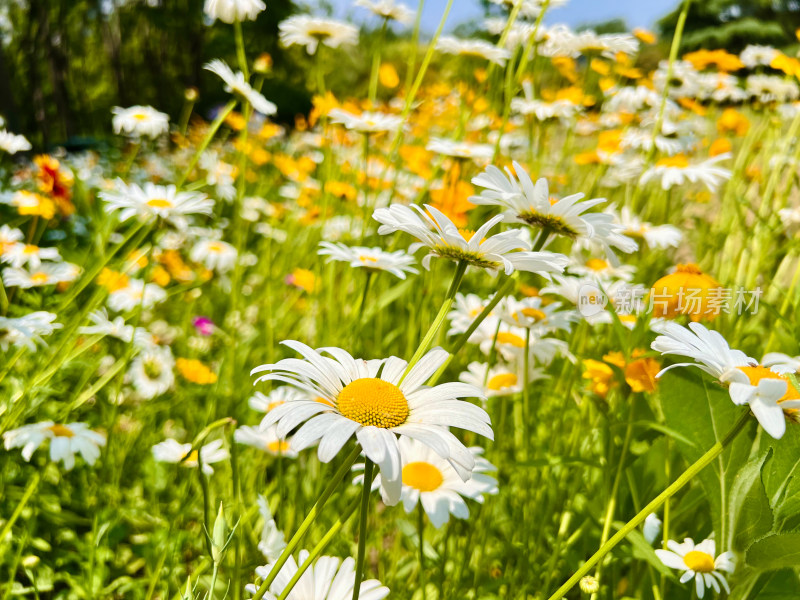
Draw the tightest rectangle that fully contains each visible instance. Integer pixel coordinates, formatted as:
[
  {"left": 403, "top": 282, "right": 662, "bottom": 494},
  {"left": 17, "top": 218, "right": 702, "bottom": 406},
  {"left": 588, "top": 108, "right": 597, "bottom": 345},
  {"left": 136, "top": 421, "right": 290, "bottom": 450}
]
[{"left": 658, "top": 0, "right": 800, "bottom": 52}]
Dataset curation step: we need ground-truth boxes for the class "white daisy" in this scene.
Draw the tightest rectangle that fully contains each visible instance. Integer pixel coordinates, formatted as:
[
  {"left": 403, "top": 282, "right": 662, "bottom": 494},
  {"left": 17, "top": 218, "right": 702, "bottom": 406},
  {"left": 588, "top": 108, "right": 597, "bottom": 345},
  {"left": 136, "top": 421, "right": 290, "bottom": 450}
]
[
  {"left": 639, "top": 154, "right": 732, "bottom": 192},
  {"left": 100, "top": 181, "right": 214, "bottom": 226},
  {"left": 761, "top": 352, "right": 800, "bottom": 374},
  {"left": 426, "top": 137, "right": 494, "bottom": 161},
  {"left": 151, "top": 438, "right": 230, "bottom": 475},
  {"left": 327, "top": 109, "right": 405, "bottom": 134},
  {"left": 373, "top": 203, "right": 568, "bottom": 275},
  {"left": 204, "top": 0, "right": 265, "bottom": 23},
  {"left": 499, "top": 295, "right": 576, "bottom": 334},
  {"left": 107, "top": 279, "right": 167, "bottom": 312},
  {"left": 129, "top": 345, "right": 175, "bottom": 399},
  {"left": 458, "top": 361, "right": 547, "bottom": 398},
  {"left": 447, "top": 292, "right": 499, "bottom": 338},
  {"left": 278, "top": 15, "right": 359, "bottom": 55},
  {"left": 0, "top": 242, "right": 61, "bottom": 269},
  {"left": 0, "top": 130, "right": 32, "bottom": 154},
  {"left": 740, "top": 44, "right": 777, "bottom": 68},
  {"left": 249, "top": 387, "right": 307, "bottom": 413},
  {"left": 355, "top": 0, "right": 414, "bottom": 24},
  {"left": 317, "top": 241, "right": 418, "bottom": 279},
  {"left": 256, "top": 495, "right": 287, "bottom": 561},
  {"left": 235, "top": 424, "right": 297, "bottom": 457},
  {"left": 246, "top": 551, "right": 389, "bottom": 600},
  {"left": 252, "top": 341, "right": 493, "bottom": 505},
  {"left": 364, "top": 438, "right": 498, "bottom": 528},
  {"left": 612, "top": 206, "right": 683, "bottom": 249},
  {"left": 0, "top": 311, "right": 61, "bottom": 351},
  {"left": 0, "top": 224, "right": 23, "bottom": 252},
  {"left": 111, "top": 106, "right": 170, "bottom": 138},
  {"left": 651, "top": 322, "right": 800, "bottom": 439},
  {"left": 191, "top": 238, "right": 238, "bottom": 273},
  {"left": 511, "top": 98, "right": 581, "bottom": 121},
  {"left": 470, "top": 162, "right": 635, "bottom": 257},
  {"left": 2, "top": 262, "right": 80, "bottom": 289},
  {"left": 436, "top": 36, "right": 511, "bottom": 66},
  {"left": 643, "top": 513, "right": 662, "bottom": 544},
  {"left": 204, "top": 59, "right": 277, "bottom": 116},
  {"left": 3, "top": 422, "right": 106, "bottom": 470},
  {"left": 656, "top": 537, "right": 734, "bottom": 599}
]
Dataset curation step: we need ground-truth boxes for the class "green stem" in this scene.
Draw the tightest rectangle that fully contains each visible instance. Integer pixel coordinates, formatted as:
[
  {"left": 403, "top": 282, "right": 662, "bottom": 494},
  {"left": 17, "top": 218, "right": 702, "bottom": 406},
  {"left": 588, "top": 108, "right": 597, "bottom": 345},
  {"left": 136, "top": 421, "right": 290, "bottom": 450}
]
[
  {"left": 352, "top": 459, "right": 374, "bottom": 600},
  {"left": 275, "top": 495, "right": 361, "bottom": 600},
  {"left": 175, "top": 99, "right": 237, "bottom": 189},
  {"left": 401, "top": 260, "right": 467, "bottom": 381},
  {"left": 368, "top": 20, "right": 388, "bottom": 105},
  {"left": 0, "top": 474, "right": 40, "bottom": 548},
  {"left": 234, "top": 20, "right": 249, "bottom": 80},
  {"left": 545, "top": 409, "right": 751, "bottom": 600},
  {"left": 646, "top": 0, "right": 692, "bottom": 168},
  {"left": 418, "top": 502, "right": 426, "bottom": 600},
  {"left": 250, "top": 445, "right": 362, "bottom": 600}
]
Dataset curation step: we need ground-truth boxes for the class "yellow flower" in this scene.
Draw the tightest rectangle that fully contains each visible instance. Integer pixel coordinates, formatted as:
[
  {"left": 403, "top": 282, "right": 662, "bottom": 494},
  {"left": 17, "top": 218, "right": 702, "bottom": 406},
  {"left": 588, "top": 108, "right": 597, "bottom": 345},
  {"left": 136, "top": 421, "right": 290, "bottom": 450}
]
[
  {"left": 770, "top": 53, "right": 800, "bottom": 78},
  {"left": 633, "top": 28, "right": 656, "bottom": 44},
  {"left": 98, "top": 268, "right": 130, "bottom": 292},
  {"left": 650, "top": 263, "right": 723, "bottom": 322},
  {"left": 176, "top": 358, "right": 218, "bottom": 385},
  {"left": 716, "top": 108, "right": 749, "bottom": 136},
  {"left": 287, "top": 268, "right": 316, "bottom": 293},
  {"left": 590, "top": 58, "right": 610, "bottom": 75},
  {"left": 14, "top": 190, "right": 56, "bottom": 220},
  {"left": 684, "top": 49, "right": 743, "bottom": 72},
  {"left": 583, "top": 359, "right": 616, "bottom": 398},
  {"left": 624, "top": 351, "right": 660, "bottom": 393},
  {"left": 379, "top": 63, "right": 400, "bottom": 88},
  {"left": 709, "top": 137, "right": 732, "bottom": 157}
]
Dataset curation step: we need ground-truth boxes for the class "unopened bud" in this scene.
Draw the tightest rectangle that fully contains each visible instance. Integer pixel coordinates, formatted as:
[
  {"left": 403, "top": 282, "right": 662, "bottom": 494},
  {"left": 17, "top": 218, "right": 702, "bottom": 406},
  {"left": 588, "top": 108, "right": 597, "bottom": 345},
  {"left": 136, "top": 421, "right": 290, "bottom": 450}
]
[{"left": 580, "top": 575, "right": 600, "bottom": 594}]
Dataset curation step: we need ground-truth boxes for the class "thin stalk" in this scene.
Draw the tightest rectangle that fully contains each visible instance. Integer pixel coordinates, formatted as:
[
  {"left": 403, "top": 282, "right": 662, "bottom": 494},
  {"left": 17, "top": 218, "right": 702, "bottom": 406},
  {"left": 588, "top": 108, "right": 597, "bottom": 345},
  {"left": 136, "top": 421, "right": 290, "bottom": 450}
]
[
  {"left": 276, "top": 495, "right": 361, "bottom": 600},
  {"left": 400, "top": 260, "right": 467, "bottom": 381},
  {"left": 545, "top": 409, "right": 751, "bottom": 600},
  {"left": 418, "top": 502, "right": 426, "bottom": 600},
  {"left": 175, "top": 99, "right": 237, "bottom": 189},
  {"left": 352, "top": 459, "right": 374, "bottom": 600},
  {"left": 250, "top": 445, "right": 362, "bottom": 600}
]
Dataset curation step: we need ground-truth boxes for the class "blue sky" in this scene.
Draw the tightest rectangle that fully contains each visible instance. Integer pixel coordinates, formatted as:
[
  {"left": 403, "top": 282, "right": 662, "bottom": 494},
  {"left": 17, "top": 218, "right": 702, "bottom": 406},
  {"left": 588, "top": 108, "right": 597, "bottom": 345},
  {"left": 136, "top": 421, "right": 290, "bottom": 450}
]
[{"left": 317, "top": 0, "right": 679, "bottom": 31}]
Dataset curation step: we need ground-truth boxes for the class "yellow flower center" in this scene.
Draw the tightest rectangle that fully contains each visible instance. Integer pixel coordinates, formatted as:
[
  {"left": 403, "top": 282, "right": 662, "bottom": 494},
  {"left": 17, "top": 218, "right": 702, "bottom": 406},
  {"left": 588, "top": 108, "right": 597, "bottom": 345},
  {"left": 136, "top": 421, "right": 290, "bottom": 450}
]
[
  {"left": 133, "top": 113, "right": 149, "bottom": 121},
  {"left": 737, "top": 365, "right": 800, "bottom": 402},
  {"left": 48, "top": 424, "right": 74, "bottom": 438},
  {"left": 30, "top": 272, "right": 49, "bottom": 285},
  {"left": 520, "top": 308, "right": 547, "bottom": 322},
  {"left": 402, "top": 461, "right": 444, "bottom": 492},
  {"left": 267, "top": 440, "right": 291, "bottom": 454},
  {"left": 146, "top": 198, "right": 173, "bottom": 209},
  {"left": 683, "top": 550, "right": 716, "bottom": 573},
  {"left": 488, "top": 373, "right": 518, "bottom": 391},
  {"left": 656, "top": 154, "right": 690, "bottom": 168},
  {"left": 207, "top": 242, "right": 226, "bottom": 253},
  {"left": 23, "top": 244, "right": 39, "bottom": 255},
  {"left": 337, "top": 378, "right": 409, "bottom": 428},
  {"left": 496, "top": 332, "right": 526, "bottom": 348},
  {"left": 586, "top": 258, "right": 609, "bottom": 271},
  {"left": 359, "top": 255, "right": 378, "bottom": 263},
  {"left": 183, "top": 450, "right": 199, "bottom": 464}
]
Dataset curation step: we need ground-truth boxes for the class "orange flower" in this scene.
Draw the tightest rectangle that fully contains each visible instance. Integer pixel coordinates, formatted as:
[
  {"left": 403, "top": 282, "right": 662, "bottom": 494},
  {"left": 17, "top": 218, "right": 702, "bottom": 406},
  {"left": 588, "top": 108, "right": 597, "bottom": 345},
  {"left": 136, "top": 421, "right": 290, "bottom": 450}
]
[
  {"left": 770, "top": 53, "right": 800, "bottom": 78},
  {"left": 35, "top": 155, "right": 74, "bottom": 216},
  {"left": 286, "top": 268, "right": 315, "bottom": 293},
  {"left": 379, "top": 63, "right": 400, "bottom": 88},
  {"left": 709, "top": 138, "right": 732, "bottom": 157},
  {"left": 650, "top": 264, "right": 723, "bottom": 322},
  {"left": 98, "top": 268, "right": 130, "bottom": 292},
  {"left": 429, "top": 164, "right": 475, "bottom": 228},
  {"left": 684, "top": 49, "right": 743, "bottom": 72},
  {"left": 176, "top": 358, "right": 218, "bottom": 384},
  {"left": 716, "top": 108, "right": 749, "bottom": 136},
  {"left": 634, "top": 28, "right": 656, "bottom": 44}
]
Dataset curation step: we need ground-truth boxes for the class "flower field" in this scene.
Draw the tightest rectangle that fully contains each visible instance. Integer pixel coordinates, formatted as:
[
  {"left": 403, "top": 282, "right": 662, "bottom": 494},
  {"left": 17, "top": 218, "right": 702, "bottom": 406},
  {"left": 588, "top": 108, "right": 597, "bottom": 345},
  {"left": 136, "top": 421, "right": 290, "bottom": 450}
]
[{"left": 3, "top": 0, "right": 800, "bottom": 599}]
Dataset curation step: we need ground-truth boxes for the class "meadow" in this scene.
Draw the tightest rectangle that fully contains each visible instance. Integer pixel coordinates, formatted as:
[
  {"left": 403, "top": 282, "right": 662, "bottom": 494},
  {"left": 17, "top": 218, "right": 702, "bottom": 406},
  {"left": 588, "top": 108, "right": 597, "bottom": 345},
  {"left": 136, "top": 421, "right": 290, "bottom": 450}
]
[{"left": 2, "top": 0, "right": 800, "bottom": 599}]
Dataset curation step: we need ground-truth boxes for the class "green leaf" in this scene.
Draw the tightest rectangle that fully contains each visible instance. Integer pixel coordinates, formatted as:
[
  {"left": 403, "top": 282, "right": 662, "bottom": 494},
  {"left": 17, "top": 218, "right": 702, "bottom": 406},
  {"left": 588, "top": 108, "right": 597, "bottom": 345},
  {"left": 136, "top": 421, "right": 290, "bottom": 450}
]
[
  {"left": 759, "top": 424, "right": 800, "bottom": 532},
  {"left": 746, "top": 533, "right": 800, "bottom": 571},
  {"left": 658, "top": 370, "right": 756, "bottom": 539},
  {"left": 728, "top": 451, "right": 774, "bottom": 552},
  {"left": 613, "top": 521, "right": 673, "bottom": 577}
]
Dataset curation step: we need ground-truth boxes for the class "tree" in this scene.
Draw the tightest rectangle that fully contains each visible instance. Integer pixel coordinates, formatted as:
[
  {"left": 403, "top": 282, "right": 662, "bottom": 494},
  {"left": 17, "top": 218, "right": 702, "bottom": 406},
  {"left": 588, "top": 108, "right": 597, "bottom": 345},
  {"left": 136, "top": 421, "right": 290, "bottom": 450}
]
[{"left": 658, "top": 0, "right": 800, "bottom": 53}]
